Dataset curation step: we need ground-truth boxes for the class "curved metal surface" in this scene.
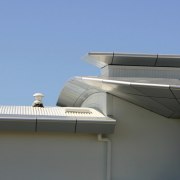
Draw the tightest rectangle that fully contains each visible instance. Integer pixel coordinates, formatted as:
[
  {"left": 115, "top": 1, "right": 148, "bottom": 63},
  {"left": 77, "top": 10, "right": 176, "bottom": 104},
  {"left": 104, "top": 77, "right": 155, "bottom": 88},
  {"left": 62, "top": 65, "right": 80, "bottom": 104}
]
[
  {"left": 57, "top": 77, "right": 100, "bottom": 107},
  {"left": 57, "top": 76, "right": 180, "bottom": 118}
]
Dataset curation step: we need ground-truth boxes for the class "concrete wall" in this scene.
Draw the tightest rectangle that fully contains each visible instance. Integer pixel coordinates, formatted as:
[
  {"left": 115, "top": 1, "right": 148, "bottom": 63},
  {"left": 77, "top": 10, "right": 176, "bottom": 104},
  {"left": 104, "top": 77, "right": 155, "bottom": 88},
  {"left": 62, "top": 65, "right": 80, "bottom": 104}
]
[{"left": 0, "top": 95, "right": 180, "bottom": 180}]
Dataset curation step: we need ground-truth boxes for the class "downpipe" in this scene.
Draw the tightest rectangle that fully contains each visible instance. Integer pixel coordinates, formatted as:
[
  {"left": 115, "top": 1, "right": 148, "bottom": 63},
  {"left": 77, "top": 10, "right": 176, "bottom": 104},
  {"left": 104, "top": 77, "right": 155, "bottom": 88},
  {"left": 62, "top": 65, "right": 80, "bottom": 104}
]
[{"left": 98, "top": 134, "right": 112, "bottom": 180}]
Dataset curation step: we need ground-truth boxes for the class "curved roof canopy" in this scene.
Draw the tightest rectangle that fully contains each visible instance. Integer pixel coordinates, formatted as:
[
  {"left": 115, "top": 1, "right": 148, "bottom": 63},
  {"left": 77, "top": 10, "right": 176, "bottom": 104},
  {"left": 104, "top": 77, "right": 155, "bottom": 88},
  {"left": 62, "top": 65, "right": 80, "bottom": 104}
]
[
  {"left": 57, "top": 76, "right": 180, "bottom": 118},
  {"left": 58, "top": 52, "right": 180, "bottom": 119}
]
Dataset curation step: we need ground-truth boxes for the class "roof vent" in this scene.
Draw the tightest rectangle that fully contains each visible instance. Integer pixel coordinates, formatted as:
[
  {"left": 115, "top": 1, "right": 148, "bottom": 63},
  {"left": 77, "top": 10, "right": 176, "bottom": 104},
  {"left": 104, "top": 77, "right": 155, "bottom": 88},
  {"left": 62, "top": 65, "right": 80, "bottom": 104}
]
[
  {"left": 32, "top": 93, "right": 44, "bottom": 107},
  {"left": 65, "top": 108, "right": 92, "bottom": 114}
]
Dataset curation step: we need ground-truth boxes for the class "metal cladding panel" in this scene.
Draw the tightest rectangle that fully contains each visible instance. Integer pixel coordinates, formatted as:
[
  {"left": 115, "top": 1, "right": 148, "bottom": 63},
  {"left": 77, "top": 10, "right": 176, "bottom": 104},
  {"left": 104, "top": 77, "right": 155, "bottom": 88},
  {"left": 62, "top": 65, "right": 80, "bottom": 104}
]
[
  {"left": 57, "top": 80, "right": 86, "bottom": 107},
  {"left": 81, "top": 76, "right": 103, "bottom": 88},
  {"left": 85, "top": 52, "right": 180, "bottom": 68},
  {"left": 82, "top": 77, "right": 143, "bottom": 95},
  {"left": 84, "top": 52, "right": 113, "bottom": 68},
  {"left": 76, "top": 117, "right": 116, "bottom": 134},
  {"left": 101, "top": 79, "right": 143, "bottom": 95},
  {"left": 82, "top": 77, "right": 174, "bottom": 97},
  {"left": 170, "top": 86, "right": 180, "bottom": 98},
  {"left": 171, "top": 111, "right": 180, "bottom": 118},
  {"left": 37, "top": 116, "right": 76, "bottom": 132},
  {"left": 105, "top": 65, "right": 180, "bottom": 79},
  {"left": 123, "top": 94, "right": 173, "bottom": 117},
  {"left": 73, "top": 88, "right": 100, "bottom": 107},
  {"left": 105, "top": 90, "right": 173, "bottom": 117},
  {"left": 151, "top": 98, "right": 180, "bottom": 113},
  {"left": 76, "top": 77, "right": 180, "bottom": 118},
  {"left": 131, "top": 84, "right": 173, "bottom": 98},
  {"left": 177, "top": 99, "right": 180, "bottom": 104},
  {"left": 113, "top": 53, "right": 157, "bottom": 66},
  {"left": 0, "top": 114, "right": 36, "bottom": 131},
  {"left": 57, "top": 78, "right": 93, "bottom": 107},
  {"left": 156, "top": 55, "right": 180, "bottom": 67}
]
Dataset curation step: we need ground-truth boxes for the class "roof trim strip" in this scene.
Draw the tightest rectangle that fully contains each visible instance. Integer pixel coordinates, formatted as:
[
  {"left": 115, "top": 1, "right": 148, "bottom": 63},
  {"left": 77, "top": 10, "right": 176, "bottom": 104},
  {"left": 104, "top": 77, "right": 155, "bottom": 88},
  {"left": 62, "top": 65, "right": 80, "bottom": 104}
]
[{"left": 84, "top": 52, "right": 180, "bottom": 68}]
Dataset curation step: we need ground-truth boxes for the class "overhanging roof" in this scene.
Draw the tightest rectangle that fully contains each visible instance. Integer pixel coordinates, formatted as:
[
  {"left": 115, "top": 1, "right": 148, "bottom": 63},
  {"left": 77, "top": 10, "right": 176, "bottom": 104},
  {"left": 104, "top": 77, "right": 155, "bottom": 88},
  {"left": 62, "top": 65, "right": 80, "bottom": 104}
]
[
  {"left": 0, "top": 106, "right": 116, "bottom": 134},
  {"left": 57, "top": 76, "right": 180, "bottom": 118},
  {"left": 84, "top": 52, "right": 180, "bottom": 68}
]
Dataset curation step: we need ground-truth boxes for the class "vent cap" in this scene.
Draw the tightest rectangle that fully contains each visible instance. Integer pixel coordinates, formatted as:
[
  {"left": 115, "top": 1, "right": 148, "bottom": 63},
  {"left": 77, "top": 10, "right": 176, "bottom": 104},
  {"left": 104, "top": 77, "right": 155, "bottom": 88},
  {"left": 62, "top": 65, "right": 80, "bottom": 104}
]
[{"left": 32, "top": 93, "right": 44, "bottom": 107}]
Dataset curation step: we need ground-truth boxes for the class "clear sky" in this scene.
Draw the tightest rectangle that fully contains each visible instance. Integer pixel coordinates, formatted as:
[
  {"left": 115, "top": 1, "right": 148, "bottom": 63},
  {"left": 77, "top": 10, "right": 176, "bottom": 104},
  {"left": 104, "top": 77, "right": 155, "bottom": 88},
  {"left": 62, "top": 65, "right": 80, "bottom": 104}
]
[{"left": 0, "top": 0, "right": 180, "bottom": 106}]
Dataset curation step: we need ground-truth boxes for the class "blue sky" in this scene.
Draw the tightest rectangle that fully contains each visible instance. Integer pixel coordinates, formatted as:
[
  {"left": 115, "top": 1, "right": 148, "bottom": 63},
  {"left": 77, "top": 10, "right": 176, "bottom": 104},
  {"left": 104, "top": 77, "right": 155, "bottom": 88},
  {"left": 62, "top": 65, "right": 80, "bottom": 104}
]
[{"left": 0, "top": 0, "right": 180, "bottom": 106}]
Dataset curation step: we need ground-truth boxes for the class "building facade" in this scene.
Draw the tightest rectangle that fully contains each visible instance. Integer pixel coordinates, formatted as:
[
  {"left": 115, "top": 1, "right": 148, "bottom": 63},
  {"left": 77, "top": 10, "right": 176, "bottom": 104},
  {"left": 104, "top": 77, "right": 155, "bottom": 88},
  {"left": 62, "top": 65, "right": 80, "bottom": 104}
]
[{"left": 0, "top": 52, "right": 180, "bottom": 180}]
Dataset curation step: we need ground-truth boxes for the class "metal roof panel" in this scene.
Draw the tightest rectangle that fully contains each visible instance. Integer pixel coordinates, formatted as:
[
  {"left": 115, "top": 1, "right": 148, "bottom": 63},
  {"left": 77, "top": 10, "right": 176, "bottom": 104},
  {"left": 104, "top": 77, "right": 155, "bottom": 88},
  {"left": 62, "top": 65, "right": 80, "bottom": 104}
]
[
  {"left": 60, "top": 76, "right": 180, "bottom": 118},
  {"left": 85, "top": 52, "right": 180, "bottom": 68}
]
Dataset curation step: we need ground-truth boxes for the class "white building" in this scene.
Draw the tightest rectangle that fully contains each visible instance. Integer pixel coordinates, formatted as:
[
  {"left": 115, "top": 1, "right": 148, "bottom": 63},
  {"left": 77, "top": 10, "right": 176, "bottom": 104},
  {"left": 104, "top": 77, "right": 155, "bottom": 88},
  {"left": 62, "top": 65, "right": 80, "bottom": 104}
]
[{"left": 0, "top": 52, "right": 180, "bottom": 180}]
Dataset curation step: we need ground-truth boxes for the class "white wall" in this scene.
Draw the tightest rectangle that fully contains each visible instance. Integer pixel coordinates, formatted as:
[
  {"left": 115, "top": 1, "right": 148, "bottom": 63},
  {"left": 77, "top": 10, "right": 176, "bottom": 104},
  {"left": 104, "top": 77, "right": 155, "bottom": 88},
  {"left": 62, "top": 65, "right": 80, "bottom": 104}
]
[
  {"left": 111, "top": 96, "right": 180, "bottom": 180},
  {"left": 0, "top": 95, "right": 180, "bottom": 180},
  {"left": 0, "top": 132, "right": 105, "bottom": 180}
]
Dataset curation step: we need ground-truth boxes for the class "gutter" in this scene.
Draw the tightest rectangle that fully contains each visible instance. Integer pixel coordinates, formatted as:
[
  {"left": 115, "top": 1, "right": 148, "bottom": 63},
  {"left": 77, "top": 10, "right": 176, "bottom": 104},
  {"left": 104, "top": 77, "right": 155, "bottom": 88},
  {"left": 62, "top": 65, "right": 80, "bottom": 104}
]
[{"left": 0, "top": 106, "right": 116, "bottom": 134}]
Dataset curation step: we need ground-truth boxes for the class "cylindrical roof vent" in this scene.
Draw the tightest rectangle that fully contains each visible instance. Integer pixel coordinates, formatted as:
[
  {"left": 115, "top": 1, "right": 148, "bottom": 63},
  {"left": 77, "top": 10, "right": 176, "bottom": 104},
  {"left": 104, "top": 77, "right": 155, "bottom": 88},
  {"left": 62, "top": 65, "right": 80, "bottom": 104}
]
[{"left": 32, "top": 93, "right": 44, "bottom": 107}]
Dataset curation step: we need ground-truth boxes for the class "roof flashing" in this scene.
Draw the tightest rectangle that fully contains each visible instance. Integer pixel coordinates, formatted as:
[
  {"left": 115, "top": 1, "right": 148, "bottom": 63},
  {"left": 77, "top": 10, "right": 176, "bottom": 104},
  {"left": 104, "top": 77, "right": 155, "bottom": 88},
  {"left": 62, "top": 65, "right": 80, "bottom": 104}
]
[{"left": 85, "top": 52, "right": 180, "bottom": 68}]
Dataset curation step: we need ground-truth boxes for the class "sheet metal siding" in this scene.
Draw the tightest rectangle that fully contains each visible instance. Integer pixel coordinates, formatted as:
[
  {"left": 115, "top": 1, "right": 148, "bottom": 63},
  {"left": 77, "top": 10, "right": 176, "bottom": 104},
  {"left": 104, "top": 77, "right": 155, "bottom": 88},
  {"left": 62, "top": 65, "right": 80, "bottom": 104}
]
[
  {"left": 57, "top": 79, "right": 97, "bottom": 107},
  {"left": 57, "top": 78, "right": 101, "bottom": 107},
  {"left": 156, "top": 55, "right": 180, "bottom": 67},
  {"left": 104, "top": 65, "right": 180, "bottom": 79},
  {"left": 113, "top": 53, "right": 157, "bottom": 66}
]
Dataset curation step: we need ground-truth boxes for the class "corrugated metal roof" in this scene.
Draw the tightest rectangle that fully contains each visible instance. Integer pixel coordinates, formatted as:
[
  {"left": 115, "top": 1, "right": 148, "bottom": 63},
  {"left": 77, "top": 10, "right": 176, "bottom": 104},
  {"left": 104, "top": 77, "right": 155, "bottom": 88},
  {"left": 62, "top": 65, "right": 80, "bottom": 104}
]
[
  {"left": 0, "top": 106, "right": 104, "bottom": 117},
  {"left": 0, "top": 106, "right": 116, "bottom": 134},
  {"left": 0, "top": 106, "right": 36, "bottom": 115}
]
